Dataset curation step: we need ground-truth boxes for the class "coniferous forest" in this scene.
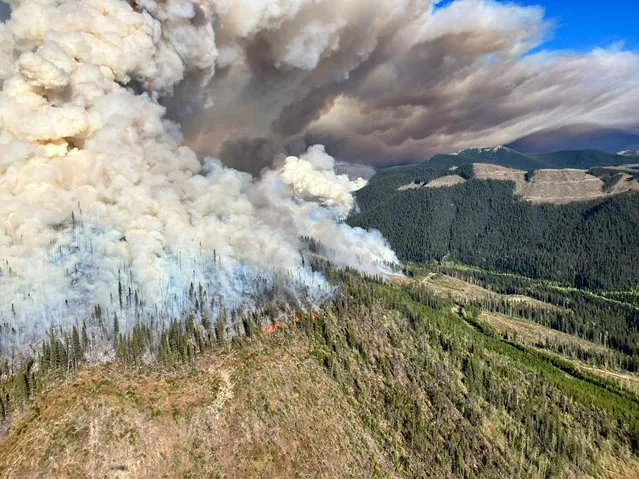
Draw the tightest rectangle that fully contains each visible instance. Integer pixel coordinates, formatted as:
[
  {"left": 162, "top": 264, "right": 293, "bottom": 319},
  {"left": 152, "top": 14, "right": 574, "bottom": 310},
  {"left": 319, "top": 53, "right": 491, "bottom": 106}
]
[
  {"left": 350, "top": 176, "right": 639, "bottom": 291},
  {"left": 2, "top": 269, "right": 639, "bottom": 477}
]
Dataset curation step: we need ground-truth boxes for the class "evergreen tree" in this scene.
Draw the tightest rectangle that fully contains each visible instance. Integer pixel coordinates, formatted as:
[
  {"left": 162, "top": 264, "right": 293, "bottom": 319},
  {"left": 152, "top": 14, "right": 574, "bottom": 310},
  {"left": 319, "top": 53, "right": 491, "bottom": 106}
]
[
  {"left": 81, "top": 320, "right": 88, "bottom": 350},
  {"left": 113, "top": 313, "right": 120, "bottom": 350},
  {"left": 71, "top": 325, "right": 83, "bottom": 366}
]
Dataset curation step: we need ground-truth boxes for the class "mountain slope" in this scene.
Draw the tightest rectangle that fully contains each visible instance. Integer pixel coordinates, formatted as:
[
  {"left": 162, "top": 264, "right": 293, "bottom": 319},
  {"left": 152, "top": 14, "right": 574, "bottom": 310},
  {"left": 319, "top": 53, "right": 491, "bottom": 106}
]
[
  {"left": 2, "top": 274, "right": 639, "bottom": 478},
  {"left": 0, "top": 341, "right": 392, "bottom": 478},
  {"left": 351, "top": 178, "right": 639, "bottom": 291},
  {"left": 424, "top": 146, "right": 639, "bottom": 172},
  {"left": 350, "top": 146, "right": 639, "bottom": 291}
]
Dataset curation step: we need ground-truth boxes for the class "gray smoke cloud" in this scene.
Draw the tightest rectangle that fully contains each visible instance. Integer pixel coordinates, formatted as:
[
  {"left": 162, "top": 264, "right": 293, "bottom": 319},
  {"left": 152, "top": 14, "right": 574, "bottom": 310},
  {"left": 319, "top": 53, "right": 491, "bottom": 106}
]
[
  {"left": 2, "top": 0, "right": 637, "bottom": 355},
  {"left": 0, "top": 0, "right": 399, "bottom": 355},
  {"left": 174, "top": 0, "right": 639, "bottom": 165}
]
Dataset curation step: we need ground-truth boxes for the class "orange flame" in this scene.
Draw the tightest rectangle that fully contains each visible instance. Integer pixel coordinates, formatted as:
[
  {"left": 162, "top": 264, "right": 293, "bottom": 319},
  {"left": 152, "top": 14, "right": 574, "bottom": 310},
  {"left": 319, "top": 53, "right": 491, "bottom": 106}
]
[{"left": 259, "top": 314, "right": 318, "bottom": 334}]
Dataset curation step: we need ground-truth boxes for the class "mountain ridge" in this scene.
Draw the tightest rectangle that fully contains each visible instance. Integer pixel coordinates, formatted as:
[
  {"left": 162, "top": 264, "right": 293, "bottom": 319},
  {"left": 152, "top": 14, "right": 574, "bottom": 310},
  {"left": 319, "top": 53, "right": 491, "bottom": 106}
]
[{"left": 423, "top": 146, "right": 639, "bottom": 172}]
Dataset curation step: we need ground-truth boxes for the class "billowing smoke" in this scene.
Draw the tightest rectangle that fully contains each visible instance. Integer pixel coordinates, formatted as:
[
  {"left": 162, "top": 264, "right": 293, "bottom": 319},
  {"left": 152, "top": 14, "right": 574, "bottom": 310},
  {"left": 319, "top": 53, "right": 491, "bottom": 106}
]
[
  {"left": 174, "top": 0, "right": 639, "bottom": 165},
  {"left": 277, "top": 145, "right": 367, "bottom": 218},
  {"left": 0, "top": 0, "right": 399, "bottom": 355},
  {"left": 4, "top": 0, "right": 636, "bottom": 355}
]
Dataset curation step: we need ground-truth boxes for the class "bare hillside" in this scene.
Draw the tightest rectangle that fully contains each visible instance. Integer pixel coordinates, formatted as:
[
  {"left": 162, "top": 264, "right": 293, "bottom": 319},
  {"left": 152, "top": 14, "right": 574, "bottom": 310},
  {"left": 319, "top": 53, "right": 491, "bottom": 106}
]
[
  {"left": 0, "top": 342, "right": 393, "bottom": 479},
  {"left": 395, "top": 160, "right": 639, "bottom": 203},
  {"left": 419, "top": 273, "right": 558, "bottom": 310},
  {"left": 425, "top": 175, "right": 466, "bottom": 188},
  {"left": 516, "top": 168, "right": 607, "bottom": 203},
  {"left": 473, "top": 163, "right": 639, "bottom": 203}
]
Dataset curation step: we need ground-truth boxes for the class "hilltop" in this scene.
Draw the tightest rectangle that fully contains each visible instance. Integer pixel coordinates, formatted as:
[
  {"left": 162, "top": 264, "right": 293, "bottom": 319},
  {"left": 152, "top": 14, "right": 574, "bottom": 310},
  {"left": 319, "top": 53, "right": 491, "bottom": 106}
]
[{"left": 427, "top": 146, "right": 639, "bottom": 171}]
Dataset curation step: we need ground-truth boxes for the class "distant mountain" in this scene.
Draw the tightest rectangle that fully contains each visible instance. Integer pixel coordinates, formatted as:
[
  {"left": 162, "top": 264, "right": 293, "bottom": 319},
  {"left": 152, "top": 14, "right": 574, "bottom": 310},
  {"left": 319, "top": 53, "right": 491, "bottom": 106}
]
[
  {"left": 424, "top": 146, "right": 639, "bottom": 171},
  {"left": 334, "top": 161, "right": 376, "bottom": 181},
  {"left": 349, "top": 146, "right": 639, "bottom": 291},
  {"left": 506, "top": 124, "right": 639, "bottom": 154}
]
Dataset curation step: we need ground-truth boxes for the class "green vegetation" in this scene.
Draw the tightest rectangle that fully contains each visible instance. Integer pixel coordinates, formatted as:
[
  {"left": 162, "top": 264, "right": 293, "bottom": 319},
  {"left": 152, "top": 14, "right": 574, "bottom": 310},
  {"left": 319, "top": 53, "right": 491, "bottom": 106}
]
[
  {"left": 407, "top": 263, "right": 639, "bottom": 367},
  {"left": 2, "top": 270, "right": 639, "bottom": 477},
  {"left": 351, "top": 148, "right": 639, "bottom": 293},
  {"left": 459, "top": 265, "right": 639, "bottom": 358},
  {"left": 307, "top": 274, "right": 639, "bottom": 476},
  {"left": 350, "top": 177, "right": 639, "bottom": 291}
]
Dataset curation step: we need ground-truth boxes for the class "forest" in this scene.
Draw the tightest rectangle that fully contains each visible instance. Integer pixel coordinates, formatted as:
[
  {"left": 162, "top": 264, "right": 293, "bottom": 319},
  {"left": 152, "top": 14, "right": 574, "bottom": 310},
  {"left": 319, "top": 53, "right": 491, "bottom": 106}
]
[
  {"left": 2, "top": 269, "right": 639, "bottom": 477},
  {"left": 350, "top": 176, "right": 639, "bottom": 291}
]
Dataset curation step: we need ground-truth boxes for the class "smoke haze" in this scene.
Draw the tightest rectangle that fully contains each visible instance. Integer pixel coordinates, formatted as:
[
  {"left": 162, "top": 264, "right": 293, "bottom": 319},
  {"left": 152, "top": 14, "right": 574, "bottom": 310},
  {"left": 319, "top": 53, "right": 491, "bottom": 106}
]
[
  {"left": 0, "top": 0, "right": 398, "bottom": 355},
  {"left": 172, "top": 0, "right": 639, "bottom": 165}
]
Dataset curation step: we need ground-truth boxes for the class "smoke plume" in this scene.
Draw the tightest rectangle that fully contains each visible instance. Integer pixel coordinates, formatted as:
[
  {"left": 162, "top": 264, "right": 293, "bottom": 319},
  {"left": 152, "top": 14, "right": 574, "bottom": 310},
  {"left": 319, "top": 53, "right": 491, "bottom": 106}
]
[
  {"left": 174, "top": 0, "right": 639, "bottom": 165},
  {"left": 0, "top": 0, "right": 398, "bottom": 355},
  {"left": 3, "top": 0, "right": 637, "bottom": 354}
]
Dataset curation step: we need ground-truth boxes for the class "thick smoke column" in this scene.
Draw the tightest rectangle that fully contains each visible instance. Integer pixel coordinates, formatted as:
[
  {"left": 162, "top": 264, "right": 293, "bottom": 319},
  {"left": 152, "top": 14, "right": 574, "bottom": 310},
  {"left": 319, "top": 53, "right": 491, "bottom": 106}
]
[
  {"left": 176, "top": 0, "right": 639, "bottom": 166},
  {"left": 277, "top": 145, "right": 367, "bottom": 218},
  {"left": 0, "top": 0, "right": 398, "bottom": 355}
]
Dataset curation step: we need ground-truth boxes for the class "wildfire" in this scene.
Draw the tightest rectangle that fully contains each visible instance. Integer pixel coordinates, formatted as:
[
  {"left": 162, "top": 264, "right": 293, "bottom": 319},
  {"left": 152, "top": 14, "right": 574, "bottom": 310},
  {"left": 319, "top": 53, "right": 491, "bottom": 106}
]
[
  {"left": 260, "top": 320, "right": 288, "bottom": 334},
  {"left": 259, "top": 315, "right": 309, "bottom": 334}
]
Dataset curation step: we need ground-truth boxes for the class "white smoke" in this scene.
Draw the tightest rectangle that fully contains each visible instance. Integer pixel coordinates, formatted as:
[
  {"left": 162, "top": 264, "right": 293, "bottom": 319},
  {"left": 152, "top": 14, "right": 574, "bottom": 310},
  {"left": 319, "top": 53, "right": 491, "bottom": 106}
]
[
  {"left": 277, "top": 145, "right": 367, "bottom": 218},
  {"left": 0, "top": 0, "right": 398, "bottom": 354}
]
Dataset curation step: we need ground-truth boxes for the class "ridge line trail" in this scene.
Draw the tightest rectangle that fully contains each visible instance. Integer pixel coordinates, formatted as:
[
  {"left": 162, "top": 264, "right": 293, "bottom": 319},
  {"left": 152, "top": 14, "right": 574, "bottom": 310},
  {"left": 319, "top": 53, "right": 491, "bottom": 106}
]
[
  {"left": 207, "top": 351, "right": 237, "bottom": 418},
  {"left": 211, "top": 368, "right": 234, "bottom": 417}
]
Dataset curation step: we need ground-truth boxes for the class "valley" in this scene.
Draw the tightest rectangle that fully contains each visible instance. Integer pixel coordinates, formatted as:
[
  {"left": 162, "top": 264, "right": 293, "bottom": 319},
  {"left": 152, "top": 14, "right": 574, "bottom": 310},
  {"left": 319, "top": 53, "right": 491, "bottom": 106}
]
[
  {"left": 408, "top": 267, "right": 639, "bottom": 396},
  {"left": 481, "top": 309, "right": 639, "bottom": 396}
]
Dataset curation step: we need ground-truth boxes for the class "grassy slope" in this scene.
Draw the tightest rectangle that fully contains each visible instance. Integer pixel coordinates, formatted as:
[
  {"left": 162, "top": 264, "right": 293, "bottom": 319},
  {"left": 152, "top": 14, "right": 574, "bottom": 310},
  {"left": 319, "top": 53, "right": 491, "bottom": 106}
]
[
  {"left": 0, "top": 339, "right": 392, "bottom": 478},
  {"left": 478, "top": 311, "right": 639, "bottom": 395},
  {"left": 2, "top": 275, "right": 639, "bottom": 478}
]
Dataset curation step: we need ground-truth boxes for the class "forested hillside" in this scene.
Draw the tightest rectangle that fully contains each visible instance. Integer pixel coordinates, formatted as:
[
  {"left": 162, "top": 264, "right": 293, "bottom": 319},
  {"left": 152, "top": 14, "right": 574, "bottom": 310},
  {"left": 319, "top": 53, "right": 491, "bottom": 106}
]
[
  {"left": 2, "top": 271, "right": 639, "bottom": 478},
  {"left": 427, "top": 146, "right": 639, "bottom": 171},
  {"left": 350, "top": 174, "right": 639, "bottom": 291},
  {"left": 408, "top": 263, "right": 639, "bottom": 365}
]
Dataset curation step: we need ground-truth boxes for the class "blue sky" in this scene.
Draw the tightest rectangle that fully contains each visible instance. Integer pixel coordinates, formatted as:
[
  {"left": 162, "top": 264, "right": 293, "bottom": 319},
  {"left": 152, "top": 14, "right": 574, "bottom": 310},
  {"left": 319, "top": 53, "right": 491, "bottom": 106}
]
[
  {"left": 2, "top": 1, "right": 636, "bottom": 52},
  {"left": 436, "top": 0, "right": 639, "bottom": 52},
  {"left": 0, "top": 2, "right": 8, "bottom": 21},
  {"left": 520, "top": 0, "right": 638, "bottom": 52}
]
